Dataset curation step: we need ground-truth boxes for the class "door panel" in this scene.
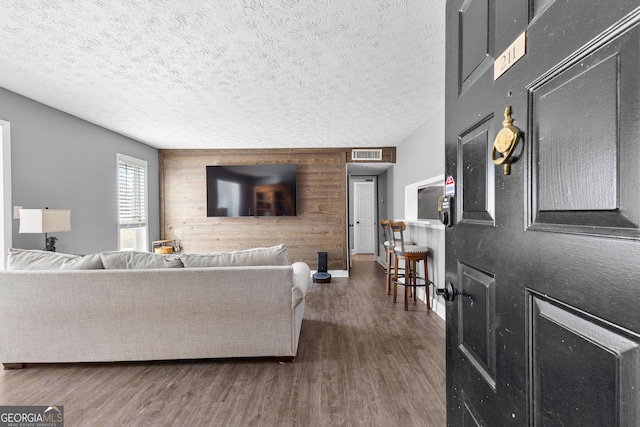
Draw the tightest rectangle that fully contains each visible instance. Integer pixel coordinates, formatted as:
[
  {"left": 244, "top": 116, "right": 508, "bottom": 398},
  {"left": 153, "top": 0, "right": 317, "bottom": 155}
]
[
  {"left": 459, "top": 0, "right": 493, "bottom": 93},
  {"left": 459, "top": 115, "right": 496, "bottom": 225},
  {"left": 458, "top": 262, "right": 496, "bottom": 389},
  {"left": 531, "top": 0, "right": 555, "bottom": 21},
  {"left": 529, "top": 22, "right": 640, "bottom": 236},
  {"left": 445, "top": 1, "right": 640, "bottom": 426},
  {"left": 536, "top": 56, "right": 618, "bottom": 211},
  {"left": 462, "top": 391, "right": 486, "bottom": 426},
  {"left": 529, "top": 292, "right": 640, "bottom": 426}
]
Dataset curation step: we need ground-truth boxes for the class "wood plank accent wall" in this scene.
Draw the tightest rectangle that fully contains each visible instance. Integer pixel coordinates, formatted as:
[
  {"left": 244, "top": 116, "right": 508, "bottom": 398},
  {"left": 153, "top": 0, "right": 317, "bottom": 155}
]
[{"left": 159, "top": 148, "right": 393, "bottom": 270}]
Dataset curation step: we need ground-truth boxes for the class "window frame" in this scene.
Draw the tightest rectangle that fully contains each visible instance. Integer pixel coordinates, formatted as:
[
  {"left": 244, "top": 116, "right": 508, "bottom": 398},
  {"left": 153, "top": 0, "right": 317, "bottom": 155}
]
[{"left": 117, "top": 153, "right": 148, "bottom": 252}]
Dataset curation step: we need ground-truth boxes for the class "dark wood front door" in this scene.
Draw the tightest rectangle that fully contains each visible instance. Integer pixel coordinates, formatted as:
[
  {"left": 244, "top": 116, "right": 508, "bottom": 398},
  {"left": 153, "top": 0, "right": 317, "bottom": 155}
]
[{"left": 444, "top": 1, "right": 640, "bottom": 425}]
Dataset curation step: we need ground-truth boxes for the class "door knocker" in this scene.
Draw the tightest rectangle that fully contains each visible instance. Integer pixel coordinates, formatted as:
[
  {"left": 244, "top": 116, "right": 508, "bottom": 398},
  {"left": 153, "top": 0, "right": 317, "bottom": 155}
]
[{"left": 491, "top": 106, "right": 521, "bottom": 175}]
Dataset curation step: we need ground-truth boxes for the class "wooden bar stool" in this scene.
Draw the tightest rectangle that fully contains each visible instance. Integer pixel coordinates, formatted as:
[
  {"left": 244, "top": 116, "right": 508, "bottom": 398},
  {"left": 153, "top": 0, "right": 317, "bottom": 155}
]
[
  {"left": 390, "top": 221, "right": 430, "bottom": 311},
  {"left": 380, "top": 219, "right": 414, "bottom": 295},
  {"left": 380, "top": 219, "right": 395, "bottom": 294}
]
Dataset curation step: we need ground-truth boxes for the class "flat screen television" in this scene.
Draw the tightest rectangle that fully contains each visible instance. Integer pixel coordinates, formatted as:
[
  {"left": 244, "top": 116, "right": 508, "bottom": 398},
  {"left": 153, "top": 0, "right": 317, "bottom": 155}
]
[{"left": 206, "top": 164, "right": 297, "bottom": 217}]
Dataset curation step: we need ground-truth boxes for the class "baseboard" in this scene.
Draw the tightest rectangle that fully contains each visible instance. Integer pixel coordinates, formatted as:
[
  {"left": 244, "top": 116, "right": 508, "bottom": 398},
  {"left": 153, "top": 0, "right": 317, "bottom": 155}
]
[{"left": 430, "top": 297, "right": 446, "bottom": 321}]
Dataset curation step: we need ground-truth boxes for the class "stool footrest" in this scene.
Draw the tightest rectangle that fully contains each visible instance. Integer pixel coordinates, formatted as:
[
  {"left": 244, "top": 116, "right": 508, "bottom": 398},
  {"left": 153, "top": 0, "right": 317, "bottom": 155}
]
[{"left": 393, "top": 279, "right": 427, "bottom": 287}]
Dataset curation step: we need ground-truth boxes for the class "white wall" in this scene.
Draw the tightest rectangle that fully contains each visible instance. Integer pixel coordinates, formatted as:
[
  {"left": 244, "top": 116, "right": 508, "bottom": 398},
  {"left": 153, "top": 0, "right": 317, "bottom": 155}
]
[
  {"left": 391, "top": 108, "right": 446, "bottom": 318},
  {"left": 0, "top": 87, "right": 159, "bottom": 255},
  {"left": 393, "top": 109, "right": 445, "bottom": 218}
]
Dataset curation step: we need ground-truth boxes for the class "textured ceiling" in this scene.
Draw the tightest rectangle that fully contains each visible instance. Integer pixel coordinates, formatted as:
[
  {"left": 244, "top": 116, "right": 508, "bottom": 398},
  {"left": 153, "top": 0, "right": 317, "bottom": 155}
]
[{"left": 0, "top": 0, "right": 445, "bottom": 150}]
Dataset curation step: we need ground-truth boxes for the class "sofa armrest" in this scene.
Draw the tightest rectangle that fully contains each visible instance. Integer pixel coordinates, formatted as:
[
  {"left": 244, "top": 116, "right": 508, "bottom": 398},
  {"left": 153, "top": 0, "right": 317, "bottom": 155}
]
[{"left": 292, "top": 262, "right": 311, "bottom": 308}]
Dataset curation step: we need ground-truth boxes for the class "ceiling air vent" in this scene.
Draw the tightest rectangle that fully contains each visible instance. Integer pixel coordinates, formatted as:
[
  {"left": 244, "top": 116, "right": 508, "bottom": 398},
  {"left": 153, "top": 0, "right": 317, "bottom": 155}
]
[{"left": 351, "top": 149, "right": 383, "bottom": 161}]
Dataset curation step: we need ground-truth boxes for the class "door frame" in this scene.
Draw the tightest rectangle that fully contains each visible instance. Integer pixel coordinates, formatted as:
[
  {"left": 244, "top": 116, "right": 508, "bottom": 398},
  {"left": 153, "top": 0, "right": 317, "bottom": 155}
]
[
  {"left": 353, "top": 180, "right": 376, "bottom": 254},
  {"left": 0, "top": 119, "right": 12, "bottom": 271},
  {"left": 346, "top": 175, "right": 378, "bottom": 268}
]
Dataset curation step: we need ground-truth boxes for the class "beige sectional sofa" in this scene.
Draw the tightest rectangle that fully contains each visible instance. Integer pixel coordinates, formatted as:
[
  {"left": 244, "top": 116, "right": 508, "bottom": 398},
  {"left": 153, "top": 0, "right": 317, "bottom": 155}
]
[{"left": 0, "top": 245, "right": 310, "bottom": 369}]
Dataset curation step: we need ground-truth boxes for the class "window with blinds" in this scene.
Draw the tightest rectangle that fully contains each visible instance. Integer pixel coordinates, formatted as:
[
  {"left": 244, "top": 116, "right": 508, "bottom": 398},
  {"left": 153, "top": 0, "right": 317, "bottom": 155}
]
[{"left": 117, "top": 154, "right": 148, "bottom": 251}]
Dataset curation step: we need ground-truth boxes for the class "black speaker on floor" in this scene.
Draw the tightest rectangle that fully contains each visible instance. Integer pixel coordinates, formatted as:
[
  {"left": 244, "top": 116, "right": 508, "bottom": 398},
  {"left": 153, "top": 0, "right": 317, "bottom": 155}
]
[{"left": 313, "top": 252, "right": 331, "bottom": 283}]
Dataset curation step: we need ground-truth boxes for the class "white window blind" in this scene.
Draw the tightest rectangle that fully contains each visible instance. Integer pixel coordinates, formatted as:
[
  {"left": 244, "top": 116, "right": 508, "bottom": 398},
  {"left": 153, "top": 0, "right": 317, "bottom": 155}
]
[{"left": 118, "top": 156, "right": 146, "bottom": 228}]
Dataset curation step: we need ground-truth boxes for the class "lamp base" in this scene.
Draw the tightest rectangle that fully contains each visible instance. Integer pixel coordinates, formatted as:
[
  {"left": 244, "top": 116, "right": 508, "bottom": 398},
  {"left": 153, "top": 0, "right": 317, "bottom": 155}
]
[{"left": 45, "top": 235, "right": 58, "bottom": 252}]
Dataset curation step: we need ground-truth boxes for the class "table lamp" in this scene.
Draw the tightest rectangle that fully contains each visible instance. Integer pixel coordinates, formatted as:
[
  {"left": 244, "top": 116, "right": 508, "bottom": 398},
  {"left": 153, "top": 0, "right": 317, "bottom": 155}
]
[{"left": 18, "top": 208, "right": 71, "bottom": 252}]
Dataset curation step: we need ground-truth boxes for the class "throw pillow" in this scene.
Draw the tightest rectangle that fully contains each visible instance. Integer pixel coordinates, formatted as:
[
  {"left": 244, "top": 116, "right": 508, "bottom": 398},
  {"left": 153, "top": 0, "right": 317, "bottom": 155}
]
[
  {"left": 6, "top": 248, "right": 104, "bottom": 270},
  {"left": 180, "top": 244, "right": 290, "bottom": 268},
  {"left": 100, "top": 251, "right": 184, "bottom": 269}
]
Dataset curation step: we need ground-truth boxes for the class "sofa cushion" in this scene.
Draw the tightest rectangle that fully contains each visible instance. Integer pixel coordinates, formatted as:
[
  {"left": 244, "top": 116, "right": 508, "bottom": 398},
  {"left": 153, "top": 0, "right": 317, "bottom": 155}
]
[
  {"left": 180, "top": 244, "right": 290, "bottom": 268},
  {"left": 100, "top": 251, "right": 184, "bottom": 269},
  {"left": 6, "top": 248, "right": 104, "bottom": 270}
]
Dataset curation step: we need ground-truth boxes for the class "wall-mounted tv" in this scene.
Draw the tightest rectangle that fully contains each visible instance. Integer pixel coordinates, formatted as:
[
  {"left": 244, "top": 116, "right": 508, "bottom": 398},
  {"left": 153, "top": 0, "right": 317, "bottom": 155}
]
[{"left": 206, "top": 164, "right": 297, "bottom": 217}]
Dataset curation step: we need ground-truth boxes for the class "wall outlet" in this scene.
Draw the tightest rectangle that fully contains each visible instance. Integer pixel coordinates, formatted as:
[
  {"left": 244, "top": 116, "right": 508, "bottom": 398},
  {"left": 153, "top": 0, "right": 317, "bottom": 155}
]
[{"left": 13, "top": 206, "right": 22, "bottom": 219}]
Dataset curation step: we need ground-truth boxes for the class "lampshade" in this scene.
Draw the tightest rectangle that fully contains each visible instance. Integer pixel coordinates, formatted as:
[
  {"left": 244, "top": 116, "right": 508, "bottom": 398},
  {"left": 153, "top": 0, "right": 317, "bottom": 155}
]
[{"left": 19, "top": 209, "right": 71, "bottom": 233}]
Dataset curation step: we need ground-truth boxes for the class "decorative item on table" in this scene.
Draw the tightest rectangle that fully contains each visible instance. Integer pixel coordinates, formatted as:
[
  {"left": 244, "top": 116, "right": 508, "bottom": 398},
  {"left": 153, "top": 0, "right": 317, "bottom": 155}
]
[
  {"left": 153, "top": 240, "right": 176, "bottom": 254},
  {"left": 18, "top": 207, "right": 71, "bottom": 252}
]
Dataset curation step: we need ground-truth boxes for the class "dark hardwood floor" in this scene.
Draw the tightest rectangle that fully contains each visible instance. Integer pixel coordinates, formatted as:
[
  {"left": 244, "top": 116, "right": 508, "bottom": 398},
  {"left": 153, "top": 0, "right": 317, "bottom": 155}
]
[{"left": 0, "top": 255, "right": 446, "bottom": 426}]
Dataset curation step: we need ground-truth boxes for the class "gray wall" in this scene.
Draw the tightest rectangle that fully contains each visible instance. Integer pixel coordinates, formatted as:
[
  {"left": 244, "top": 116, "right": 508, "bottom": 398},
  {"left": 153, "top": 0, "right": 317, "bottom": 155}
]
[
  {"left": 0, "top": 87, "right": 159, "bottom": 254},
  {"left": 376, "top": 169, "right": 390, "bottom": 262}
]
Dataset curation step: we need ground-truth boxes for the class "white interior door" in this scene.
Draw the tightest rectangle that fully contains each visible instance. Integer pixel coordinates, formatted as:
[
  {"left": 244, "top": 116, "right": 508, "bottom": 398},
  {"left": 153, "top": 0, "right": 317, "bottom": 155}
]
[{"left": 353, "top": 181, "right": 375, "bottom": 254}]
